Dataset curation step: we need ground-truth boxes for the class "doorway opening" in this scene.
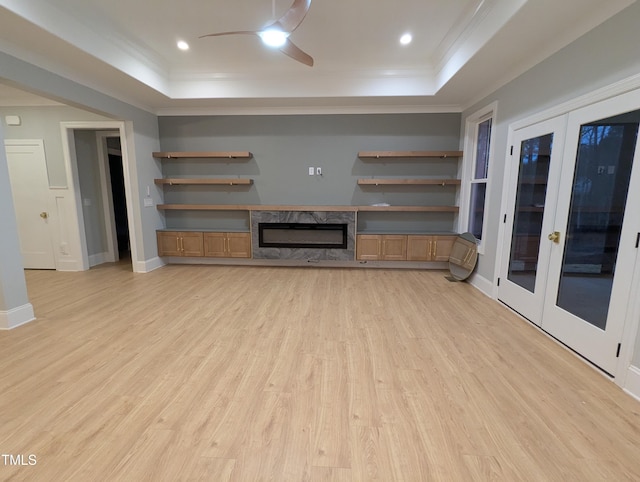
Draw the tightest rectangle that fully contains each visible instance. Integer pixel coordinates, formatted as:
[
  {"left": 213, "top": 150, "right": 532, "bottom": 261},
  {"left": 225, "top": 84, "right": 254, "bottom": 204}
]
[{"left": 105, "top": 137, "right": 130, "bottom": 261}]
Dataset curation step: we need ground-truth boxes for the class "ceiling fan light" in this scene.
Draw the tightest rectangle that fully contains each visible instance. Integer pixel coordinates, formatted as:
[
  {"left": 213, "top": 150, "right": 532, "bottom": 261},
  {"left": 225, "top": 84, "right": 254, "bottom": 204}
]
[{"left": 258, "top": 29, "right": 289, "bottom": 48}]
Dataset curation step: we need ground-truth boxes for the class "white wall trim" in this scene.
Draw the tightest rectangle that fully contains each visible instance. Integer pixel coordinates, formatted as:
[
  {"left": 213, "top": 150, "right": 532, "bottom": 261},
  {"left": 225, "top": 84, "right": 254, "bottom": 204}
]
[
  {"left": 467, "top": 272, "right": 494, "bottom": 298},
  {"left": 459, "top": 101, "right": 499, "bottom": 256},
  {"left": 88, "top": 252, "right": 109, "bottom": 267},
  {"left": 0, "top": 303, "right": 35, "bottom": 330},
  {"left": 134, "top": 256, "right": 165, "bottom": 273},
  {"left": 623, "top": 365, "right": 640, "bottom": 402}
]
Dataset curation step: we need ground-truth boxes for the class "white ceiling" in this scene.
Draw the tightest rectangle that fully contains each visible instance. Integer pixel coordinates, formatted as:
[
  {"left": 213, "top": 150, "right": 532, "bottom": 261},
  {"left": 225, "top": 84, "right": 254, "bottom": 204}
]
[{"left": 0, "top": 0, "right": 635, "bottom": 114}]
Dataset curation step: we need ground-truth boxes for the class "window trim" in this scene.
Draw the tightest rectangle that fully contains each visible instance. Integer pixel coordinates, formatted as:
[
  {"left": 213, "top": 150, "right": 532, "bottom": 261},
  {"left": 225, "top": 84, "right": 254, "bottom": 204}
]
[{"left": 460, "top": 102, "right": 498, "bottom": 255}]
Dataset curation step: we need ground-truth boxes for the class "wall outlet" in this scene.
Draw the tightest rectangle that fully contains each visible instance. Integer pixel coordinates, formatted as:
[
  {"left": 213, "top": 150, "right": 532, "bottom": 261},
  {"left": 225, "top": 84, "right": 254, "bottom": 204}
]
[
  {"left": 308, "top": 166, "right": 314, "bottom": 175},
  {"left": 143, "top": 197, "right": 154, "bottom": 207},
  {"left": 316, "top": 167, "right": 322, "bottom": 176}
]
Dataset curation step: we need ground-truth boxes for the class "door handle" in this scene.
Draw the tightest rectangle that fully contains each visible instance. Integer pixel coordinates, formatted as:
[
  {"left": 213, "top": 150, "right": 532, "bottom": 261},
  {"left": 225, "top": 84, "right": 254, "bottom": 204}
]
[
  {"left": 40, "top": 212, "right": 48, "bottom": 219},
  {"left": 548, "top": 231, "right": 561, "bottom": 243}
]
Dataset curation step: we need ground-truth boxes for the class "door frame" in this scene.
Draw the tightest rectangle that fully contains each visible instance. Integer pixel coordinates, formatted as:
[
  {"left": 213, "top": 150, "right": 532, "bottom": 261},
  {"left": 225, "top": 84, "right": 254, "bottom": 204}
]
[
  {"left": 497, "top": 72, "right": 640, "bottom": 385},
  {"left": 60, "top": 121, "right": 140, "bottom": 271}
]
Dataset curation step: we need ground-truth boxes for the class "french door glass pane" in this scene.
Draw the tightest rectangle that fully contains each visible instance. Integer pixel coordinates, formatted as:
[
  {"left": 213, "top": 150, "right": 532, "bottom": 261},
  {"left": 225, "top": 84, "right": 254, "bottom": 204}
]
[
  {"left": 507, "top": 133, "right": 553, "bottom": 292},
  {"left": 556, "top": 116, "right": 639, "bottom": 329}
]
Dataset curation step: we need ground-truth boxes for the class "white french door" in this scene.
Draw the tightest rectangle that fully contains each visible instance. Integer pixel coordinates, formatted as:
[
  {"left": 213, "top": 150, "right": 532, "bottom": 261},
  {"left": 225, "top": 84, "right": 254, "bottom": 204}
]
[
  {"left": 500, "top": 90, "right": 640, "bottom": 375},
  {"left": 499, "top": 116, "right": 566, "bottom": 325}
]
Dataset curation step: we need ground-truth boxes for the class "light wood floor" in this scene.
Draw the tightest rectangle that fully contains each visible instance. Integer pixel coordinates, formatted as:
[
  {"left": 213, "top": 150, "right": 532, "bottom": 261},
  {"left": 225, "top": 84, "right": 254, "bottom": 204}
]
[{"left": 1, "top": 264, "right": 639, "bottom": 481}]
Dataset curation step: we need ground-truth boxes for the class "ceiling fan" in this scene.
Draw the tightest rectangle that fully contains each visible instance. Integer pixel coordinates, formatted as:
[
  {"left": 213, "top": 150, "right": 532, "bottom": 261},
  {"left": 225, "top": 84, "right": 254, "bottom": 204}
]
[{"left": 200, "top": 0, "right": 314, "bottom": 67}]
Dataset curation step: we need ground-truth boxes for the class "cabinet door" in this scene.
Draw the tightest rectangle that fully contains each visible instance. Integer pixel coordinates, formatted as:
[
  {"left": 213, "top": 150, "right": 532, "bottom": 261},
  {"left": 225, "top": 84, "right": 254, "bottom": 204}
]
[
  {"left": 204, "top": 233, "right": 226, "bottom": 257},
  {"left": 407, "top": 235, "right": 432, "bottom": 261},
  {"left": 227, "top": 233, "right": 251, "bottom": 258},
  {"left": 381, "top": 235, "right": 407, "bottom": 261},
  {"left": 181, "top": 232, "right": 204, "bottom": 257},
  {"left": 157, "top": 231, "right": 182, "bottom": 257},
  {"left": 356, "top": 235, "right": 381, "bottom": 260},
  {"left": 432, "top": 235, "right": 457, "bottom": 262}
]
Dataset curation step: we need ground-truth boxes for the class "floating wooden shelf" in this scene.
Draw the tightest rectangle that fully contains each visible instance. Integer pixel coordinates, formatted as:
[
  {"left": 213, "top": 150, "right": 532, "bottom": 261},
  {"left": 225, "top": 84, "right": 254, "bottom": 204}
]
[
  {"left": 157, "top": 204, "right": 456, "bottom": 212},
  {"left": 358, "top": 179, "right": 461, "bottom": 186},
  {"left": 152, "top": 151, "right": 252, "bottom": 159},
  {"left": 358, "top": 205, "right": 459, "bottom": 212},
  {"left": 154, "top": 178, "right": 253, "bottom": 186},
  {"left": 157, "top": 204, "right": 359, "bottom": 212},
  {"left": 358, "top": 150, "right": 463, "bottom": 159},
  {"left": 158, "top": 204, "right": 253, "bottom": 211}
]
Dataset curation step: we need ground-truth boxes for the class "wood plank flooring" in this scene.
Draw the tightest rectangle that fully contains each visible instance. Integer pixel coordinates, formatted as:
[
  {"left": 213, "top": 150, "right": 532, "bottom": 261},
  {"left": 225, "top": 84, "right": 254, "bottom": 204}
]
[{"left": 1, "top": 264, "right": 639, "bottom": 481}]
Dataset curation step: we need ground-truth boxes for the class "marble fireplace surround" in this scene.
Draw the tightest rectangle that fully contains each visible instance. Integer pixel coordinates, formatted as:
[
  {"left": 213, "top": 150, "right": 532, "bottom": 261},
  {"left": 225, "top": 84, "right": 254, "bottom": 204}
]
[{"left": 251, "top": 210, "right": 356, "bottom": 261}]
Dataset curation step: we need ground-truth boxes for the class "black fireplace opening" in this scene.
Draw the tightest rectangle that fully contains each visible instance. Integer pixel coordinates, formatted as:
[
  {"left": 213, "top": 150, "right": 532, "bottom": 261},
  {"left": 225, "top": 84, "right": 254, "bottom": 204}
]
[{"left": 259, "top": 223, "right": 348, "bottom": 249}]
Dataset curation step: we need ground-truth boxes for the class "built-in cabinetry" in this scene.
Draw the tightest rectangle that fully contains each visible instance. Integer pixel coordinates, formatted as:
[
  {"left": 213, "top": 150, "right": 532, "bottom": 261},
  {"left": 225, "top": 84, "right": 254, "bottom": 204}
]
[
  {"left": 356, "top": 234, "right": 407, "bottom": 261},
  {"left": 355, "top": 151, "right": 462, "bottom": 262},
  {"left": 356, "top": 234, "right": 456, "bottom": 261},
  {"left": 154, "top": 151, "right": 253, "bottom": 259},
  {"left": 406, "top": 235, "right": 457, "bottom": 261},
  {"left": 157, "top": 231, "right": 204, "bottom": 257},
  {"left": 203, "top": 232, "right": 251, "bottom": 258},
  {"left": 154, "top": 149, "right": 463, "bottom": 265}
]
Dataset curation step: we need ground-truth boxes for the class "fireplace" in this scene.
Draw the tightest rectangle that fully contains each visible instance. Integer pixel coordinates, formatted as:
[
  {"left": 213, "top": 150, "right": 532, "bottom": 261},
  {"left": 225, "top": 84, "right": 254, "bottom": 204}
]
[{"left": 259, "top": 223, "right": 348, "bottom": 249}]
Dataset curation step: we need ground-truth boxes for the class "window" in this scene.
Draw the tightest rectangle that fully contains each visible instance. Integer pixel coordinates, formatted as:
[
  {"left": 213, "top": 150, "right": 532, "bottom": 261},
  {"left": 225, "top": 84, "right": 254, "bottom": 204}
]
[{"left": 463, "top": 104, "right": 496, "bottom": 251}]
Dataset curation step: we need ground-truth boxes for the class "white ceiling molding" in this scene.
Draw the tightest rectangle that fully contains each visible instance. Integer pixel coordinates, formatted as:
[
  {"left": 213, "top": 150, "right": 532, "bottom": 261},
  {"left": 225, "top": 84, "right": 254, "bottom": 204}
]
[{"left": 0, "top": 0, "right": 635, "bottom": 114}]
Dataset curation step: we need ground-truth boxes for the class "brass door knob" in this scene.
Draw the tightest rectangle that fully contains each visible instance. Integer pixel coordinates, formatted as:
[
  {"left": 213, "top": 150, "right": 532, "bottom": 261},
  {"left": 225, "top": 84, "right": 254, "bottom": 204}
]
[
  {"left": 40, "top": 212, "right": 48, "bottom": 219},
  {"left": 548, "top": 231, "right": 560, "bottom": 243}
]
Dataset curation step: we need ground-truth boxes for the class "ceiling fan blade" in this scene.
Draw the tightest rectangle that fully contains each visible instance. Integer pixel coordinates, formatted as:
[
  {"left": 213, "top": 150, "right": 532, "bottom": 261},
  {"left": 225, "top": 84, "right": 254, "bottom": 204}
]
[
  {"left": 270, "top": 0, "right": 311, "bottom": 33},
  {"left": 199, "top": 30, "right": 258, "bottom": 39},
  {"left": 279, "top": 39, "right": 314, "bottom": 66}
]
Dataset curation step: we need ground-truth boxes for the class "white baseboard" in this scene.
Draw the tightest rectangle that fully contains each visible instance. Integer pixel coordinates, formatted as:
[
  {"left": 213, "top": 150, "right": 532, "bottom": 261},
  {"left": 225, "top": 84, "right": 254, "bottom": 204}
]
[
  {"left": 0, "top": 303, "right": 35, "bottom": 330},
  {"left": 134, "top": 256, "right": 165, "bottom": 273},
  {"left": 623, "top": 365, "right": 640, "bottom": 402},
  {"left": 56, "top": 257, "right": 83, "bottom": 271},
  {"left": 468, "top": 272, "right": 494, "bottom": 298},
  {"left": 88, "top": 252, "right": 108, "bottom": 267}
]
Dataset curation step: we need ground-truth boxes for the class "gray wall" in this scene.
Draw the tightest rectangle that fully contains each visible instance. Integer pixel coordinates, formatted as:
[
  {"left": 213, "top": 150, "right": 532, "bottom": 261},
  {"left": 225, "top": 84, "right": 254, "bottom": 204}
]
[
  {"left": 158, "top": 114, "right": 461, "bottom": 233},
  {"left": 0, "top": 106, "right": 110, "bottom": 187},
  {"left": 74, "top": 130, "right": 107, "bottom": 257}
]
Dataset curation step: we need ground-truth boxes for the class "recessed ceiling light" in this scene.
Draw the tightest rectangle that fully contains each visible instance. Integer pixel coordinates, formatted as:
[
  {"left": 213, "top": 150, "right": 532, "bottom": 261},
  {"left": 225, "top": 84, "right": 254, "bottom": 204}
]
[
  {"left": 400, "top": 33, "right": 412, "bottom": 45},
  {"left": 177, "top": 40, "right": 190, "bottom": 51}
]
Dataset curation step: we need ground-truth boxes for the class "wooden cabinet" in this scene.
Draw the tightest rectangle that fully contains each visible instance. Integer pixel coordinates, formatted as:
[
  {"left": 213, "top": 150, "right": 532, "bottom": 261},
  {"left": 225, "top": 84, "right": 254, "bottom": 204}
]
[
  {"left": 356, "top": 234, "right": 407, "bottom": 261},
  {"left": 157, "top": 231, "right": 204, "bottom": 257},
  {"left": 358, "top": 234, "right": 456, "bottom": 262},
  {"left": 204, "top": 232, "right": 251, "bottom": 258},
  {"left": 407, "top": 235, "right": 456, "bottom": 261}
]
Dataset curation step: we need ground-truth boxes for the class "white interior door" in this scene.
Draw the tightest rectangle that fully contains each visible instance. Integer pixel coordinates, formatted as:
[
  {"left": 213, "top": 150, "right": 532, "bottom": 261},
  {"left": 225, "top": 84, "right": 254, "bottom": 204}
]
[
  {"left": 498, "top": 116, "right": 566, "bottom": 324},
  {"left": 541, "top": 93, "right": 640, "bottom": 375},
  {"left": 5, "top": 140, "right": 56, "bottom": 269}
]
